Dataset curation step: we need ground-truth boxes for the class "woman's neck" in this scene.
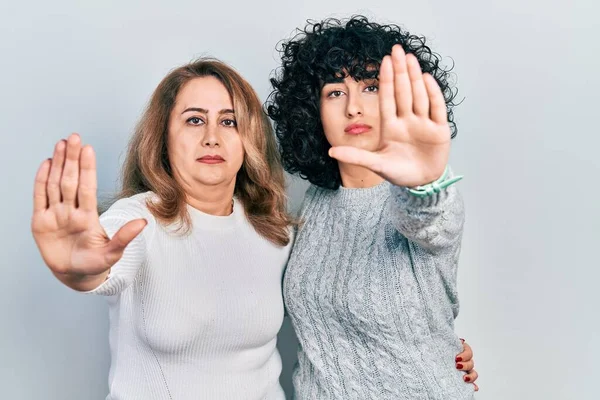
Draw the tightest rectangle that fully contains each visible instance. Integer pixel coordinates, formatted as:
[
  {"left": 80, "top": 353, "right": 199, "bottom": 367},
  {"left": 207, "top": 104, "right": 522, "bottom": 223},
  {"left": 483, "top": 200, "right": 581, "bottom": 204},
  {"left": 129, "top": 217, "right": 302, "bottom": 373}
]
[
  {"left": 338, "top": 162, "right": 385, "bottom": 188},
  {"left": 183, "top": 180, "right": 235, "bottom": 216}
]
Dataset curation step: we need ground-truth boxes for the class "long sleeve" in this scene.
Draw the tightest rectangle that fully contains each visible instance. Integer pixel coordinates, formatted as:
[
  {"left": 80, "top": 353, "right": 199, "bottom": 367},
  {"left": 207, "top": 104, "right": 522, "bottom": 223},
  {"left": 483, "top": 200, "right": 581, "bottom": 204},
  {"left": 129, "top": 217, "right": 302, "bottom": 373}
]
[
  {"left": 387, "top": 169, "right": 465, "bottom": 253},
  {"left": 85, "top": 195, "right": 155, "bottom": 296}
]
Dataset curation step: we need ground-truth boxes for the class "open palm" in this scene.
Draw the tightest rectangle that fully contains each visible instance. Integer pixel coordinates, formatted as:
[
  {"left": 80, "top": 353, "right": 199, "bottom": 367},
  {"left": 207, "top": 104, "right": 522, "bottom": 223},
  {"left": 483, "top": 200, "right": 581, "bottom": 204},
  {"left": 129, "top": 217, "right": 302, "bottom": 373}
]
[
  {"left": 329, "top": 45, "right": 451, "bottom": 188},
  {"left": 32, "top": 134, "right": 146, "bottom": 287}
]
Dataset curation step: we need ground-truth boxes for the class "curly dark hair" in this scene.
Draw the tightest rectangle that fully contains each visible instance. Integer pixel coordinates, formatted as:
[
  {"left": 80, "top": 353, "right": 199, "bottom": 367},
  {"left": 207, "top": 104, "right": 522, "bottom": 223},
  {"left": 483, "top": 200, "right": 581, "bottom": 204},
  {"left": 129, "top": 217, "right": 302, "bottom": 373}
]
[{"left": 266, "top": 15, "right": 459, "bottom": 189}]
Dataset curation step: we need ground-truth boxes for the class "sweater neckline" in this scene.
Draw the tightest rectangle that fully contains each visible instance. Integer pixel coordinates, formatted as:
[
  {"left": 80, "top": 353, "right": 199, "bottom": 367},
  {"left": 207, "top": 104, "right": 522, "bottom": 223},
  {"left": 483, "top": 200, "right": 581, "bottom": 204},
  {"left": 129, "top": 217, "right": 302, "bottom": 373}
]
[
  {"left": 332, "top": 180, "right": 391, "bottom": 206},
  {"left": 186, "top": 198, "right": 243, "bottom": 230}
]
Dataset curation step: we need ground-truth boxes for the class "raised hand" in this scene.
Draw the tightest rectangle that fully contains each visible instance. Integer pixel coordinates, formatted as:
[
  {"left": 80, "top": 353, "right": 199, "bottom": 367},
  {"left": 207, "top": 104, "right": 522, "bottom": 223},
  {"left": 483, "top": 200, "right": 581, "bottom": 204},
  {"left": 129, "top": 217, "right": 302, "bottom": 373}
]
[
  {"left": 329, "top": 44, "right": 451, "bottom": 188},
  {"left": 31, "top": 134, "right": 147, "bottom": 291}
]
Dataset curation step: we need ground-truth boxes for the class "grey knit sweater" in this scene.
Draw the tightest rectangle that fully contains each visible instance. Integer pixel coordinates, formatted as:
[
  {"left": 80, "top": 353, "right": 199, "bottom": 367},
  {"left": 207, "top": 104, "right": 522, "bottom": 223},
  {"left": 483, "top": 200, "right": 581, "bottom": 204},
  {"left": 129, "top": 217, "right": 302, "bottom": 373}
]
[{"left": 283, "top": 177, "right": 475, "bottom": 399}]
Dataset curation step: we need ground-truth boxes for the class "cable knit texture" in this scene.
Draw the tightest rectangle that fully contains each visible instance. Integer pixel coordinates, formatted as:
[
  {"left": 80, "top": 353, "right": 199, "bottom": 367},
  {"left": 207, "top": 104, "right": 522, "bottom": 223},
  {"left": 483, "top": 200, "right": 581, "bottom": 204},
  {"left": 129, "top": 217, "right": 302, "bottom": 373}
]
[
  {"left": 284, "top": 175, "right": 474, "bottom": 400},
  {"left": 87, "top": 192, "right": 291, "bottom": 400}
]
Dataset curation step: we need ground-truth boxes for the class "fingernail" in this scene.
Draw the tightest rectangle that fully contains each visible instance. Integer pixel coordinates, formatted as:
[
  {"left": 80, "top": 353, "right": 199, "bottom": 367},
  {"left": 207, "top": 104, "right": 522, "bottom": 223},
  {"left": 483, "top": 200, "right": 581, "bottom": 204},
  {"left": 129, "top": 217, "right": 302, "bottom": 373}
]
[
  {"left": 455, "top": 357, "right": 463, "bottom": 362},
  {"left": 464, "top": 376, "right": 471, "bottom": 382},
  {"left": 460, "top": 338, "right": 465, "bottom": 343},
  {"left": 456, "top": 364, "right": 463, "bottom": 369}
]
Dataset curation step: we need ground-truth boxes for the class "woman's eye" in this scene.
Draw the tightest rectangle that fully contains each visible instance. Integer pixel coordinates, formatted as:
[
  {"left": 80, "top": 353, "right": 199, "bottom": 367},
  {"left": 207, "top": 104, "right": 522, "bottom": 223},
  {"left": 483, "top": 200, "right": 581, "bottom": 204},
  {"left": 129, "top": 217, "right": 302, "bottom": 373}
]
[
  {"left": 222, "top": 119, "right": 237, "bottom": 127},
  {"left": 365, "top": 85, "right": 379, "bottom": 93},
  {"left": 187, "top": 117, "right": 204, "bottom": 125},
  {"left": 328, "top": 90, "right": 344, "bottom": 98}
]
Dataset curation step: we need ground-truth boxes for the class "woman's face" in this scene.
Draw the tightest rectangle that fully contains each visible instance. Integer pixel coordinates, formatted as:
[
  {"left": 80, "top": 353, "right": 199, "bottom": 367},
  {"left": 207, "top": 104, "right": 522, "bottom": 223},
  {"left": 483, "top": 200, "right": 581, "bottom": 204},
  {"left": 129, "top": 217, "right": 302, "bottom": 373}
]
[
  {"left": 167, "top": 76, "right": 244, "bottom": 190},
  {"left": 319, "top": 74, "right": 381, "bottom": 152}
]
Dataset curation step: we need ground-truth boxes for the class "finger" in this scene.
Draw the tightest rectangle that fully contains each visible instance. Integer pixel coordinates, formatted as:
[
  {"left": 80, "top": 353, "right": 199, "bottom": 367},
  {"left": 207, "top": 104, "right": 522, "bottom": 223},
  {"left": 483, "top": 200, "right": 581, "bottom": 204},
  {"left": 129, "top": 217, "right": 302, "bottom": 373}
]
[
  {"left": 463, "top": 369, "right": 478, "bottom": 383},
  {"left": 33, "top": 159, "right": 52, "bottom": 212},
  {"left": 473, "top": 383, "right": 479, "bottom": 392},
  {"left": 456, "top": 359, "right": 474, "bottom": 371},
  {"left": 47, "top": 140, "right": 67, "bottom": 205},
  {"left": 407, "top": 54, "right": 429, "bottom": 116},
  {"left": 78, "top": 145, "right": 98, "bottom": 212},
  {"left": 105, "top": 219, "right": 148, "bottom": 266},
  {"left": 456, "top": 341, "right": 473, "bottom": 362},
  {"left": 423, "top": 73, "right": 447, "bottom": 124},
  {"left": 328, "top": 146, "right": 384, "bottom": 174},
  {"left": 378, "top": 55, "right": 396, "bottom": 120},
  {"left": 61, "top": 134, "right": 82, "bottom": 206},
  {"left": 391, "top": 44, "right": 412, "bottom": 116}
]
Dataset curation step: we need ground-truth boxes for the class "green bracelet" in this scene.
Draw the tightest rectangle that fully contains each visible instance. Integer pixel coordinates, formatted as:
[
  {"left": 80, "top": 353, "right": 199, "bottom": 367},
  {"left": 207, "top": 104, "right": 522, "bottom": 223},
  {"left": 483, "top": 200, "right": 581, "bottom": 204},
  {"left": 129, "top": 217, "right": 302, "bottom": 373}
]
[{"left": 407, "top": 166, "right": 463, "bottom": 198}]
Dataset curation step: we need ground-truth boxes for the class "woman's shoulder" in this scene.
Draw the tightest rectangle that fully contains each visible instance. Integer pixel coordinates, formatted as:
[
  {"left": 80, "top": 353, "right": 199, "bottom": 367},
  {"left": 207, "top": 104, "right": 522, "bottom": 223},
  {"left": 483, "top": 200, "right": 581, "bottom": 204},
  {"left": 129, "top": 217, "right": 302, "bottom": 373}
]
[
  {"left": 296, "top": 184, "right": 334, "bottom": 219},
  {"left": 101, "top": 191, "right": 157, "bottom": 221},
  {"left": 303, "top": 184, "right": 335, "bottom": 203}
]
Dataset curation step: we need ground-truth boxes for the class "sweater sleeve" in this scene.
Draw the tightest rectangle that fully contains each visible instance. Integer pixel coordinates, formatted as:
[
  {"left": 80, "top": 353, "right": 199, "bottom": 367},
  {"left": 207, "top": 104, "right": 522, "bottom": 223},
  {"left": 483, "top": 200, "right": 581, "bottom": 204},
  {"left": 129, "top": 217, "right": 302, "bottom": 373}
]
[
  {"left": 84, "top": 194, "right": 155, "bottom": 296},
  {"left": 387, "top": 168, "right": 465, "bottom": 254}
]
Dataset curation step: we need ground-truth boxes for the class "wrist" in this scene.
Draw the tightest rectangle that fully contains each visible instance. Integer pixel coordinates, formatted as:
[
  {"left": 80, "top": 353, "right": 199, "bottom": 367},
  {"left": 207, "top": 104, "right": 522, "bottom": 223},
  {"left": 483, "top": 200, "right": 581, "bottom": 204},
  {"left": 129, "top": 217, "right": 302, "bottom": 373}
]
[
  {"left": 408, "top": 166, "right": 463, "bottom": 197},
  {"left": 55, "top": 269, "right": 110, "bottom": 292}
]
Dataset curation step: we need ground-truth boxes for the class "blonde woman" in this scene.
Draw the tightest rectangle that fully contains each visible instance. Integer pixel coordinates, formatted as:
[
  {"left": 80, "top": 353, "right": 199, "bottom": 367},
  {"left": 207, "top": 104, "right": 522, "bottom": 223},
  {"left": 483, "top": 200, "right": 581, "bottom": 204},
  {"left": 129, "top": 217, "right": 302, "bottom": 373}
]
[{"left": 31, "top": 59, "right": 294, "bottom": 400}]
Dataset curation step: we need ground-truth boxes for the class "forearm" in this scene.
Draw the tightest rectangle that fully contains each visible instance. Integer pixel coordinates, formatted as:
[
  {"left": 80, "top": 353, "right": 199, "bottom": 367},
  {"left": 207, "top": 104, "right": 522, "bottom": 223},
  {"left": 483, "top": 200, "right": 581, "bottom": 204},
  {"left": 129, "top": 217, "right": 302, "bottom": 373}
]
[{"left": 388, "top": 170, "right": 465, "bottom": 252}]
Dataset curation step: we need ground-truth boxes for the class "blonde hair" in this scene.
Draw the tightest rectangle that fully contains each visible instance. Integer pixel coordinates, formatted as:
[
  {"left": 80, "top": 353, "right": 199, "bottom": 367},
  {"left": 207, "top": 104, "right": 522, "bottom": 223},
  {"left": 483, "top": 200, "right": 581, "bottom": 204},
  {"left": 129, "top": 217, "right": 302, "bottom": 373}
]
[{"left": 118, "top": 58, "right": 295, "bottom": 246}]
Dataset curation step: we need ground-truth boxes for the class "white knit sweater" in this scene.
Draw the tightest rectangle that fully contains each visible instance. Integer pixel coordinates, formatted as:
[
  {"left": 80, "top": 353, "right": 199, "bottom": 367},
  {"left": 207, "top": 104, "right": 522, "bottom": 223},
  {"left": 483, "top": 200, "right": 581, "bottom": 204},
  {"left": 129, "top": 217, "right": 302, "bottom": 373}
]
[{"left": 88, "top": 192, "right": 291, "bottom": 400}]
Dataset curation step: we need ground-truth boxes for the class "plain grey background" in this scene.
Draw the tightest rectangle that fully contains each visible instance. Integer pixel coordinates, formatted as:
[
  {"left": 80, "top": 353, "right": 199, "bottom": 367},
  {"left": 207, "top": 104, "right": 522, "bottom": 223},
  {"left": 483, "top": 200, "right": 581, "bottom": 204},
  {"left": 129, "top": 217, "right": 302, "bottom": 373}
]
[{"left": 1, "top": 0, "right": 597, "bottom": 399}]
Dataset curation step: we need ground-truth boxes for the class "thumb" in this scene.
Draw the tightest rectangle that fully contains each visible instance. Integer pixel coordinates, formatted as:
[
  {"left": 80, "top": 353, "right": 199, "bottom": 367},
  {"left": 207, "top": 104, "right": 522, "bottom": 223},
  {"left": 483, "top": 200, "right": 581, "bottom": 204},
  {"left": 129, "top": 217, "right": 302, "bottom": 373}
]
[
  {"left": 328, "top": 146, "right": 383, "bottom": 174},
  {"left": 104, "top": 218, "right": 147, "bottom": 266}
]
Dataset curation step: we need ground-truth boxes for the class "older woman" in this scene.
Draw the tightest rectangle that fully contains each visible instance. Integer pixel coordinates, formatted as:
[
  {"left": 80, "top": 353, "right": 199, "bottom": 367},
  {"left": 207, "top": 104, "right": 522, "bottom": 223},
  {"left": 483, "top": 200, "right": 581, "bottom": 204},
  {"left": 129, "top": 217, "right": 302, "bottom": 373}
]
[{"left": 31, "top": 59, "right": 294, "bottom": 400}]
